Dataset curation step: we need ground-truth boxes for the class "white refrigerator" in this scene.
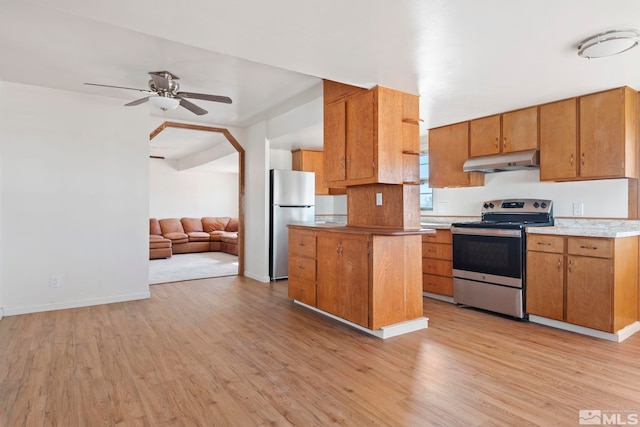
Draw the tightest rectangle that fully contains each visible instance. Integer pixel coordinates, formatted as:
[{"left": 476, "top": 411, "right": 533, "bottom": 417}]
[{"left": 269, "top": 169, "right": 315, "bottom": 280}]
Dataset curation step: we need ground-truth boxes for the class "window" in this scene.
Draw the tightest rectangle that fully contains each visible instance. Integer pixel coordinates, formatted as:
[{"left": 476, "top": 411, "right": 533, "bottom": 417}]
[{"left": 419, "top": 154, "right": 433, "bottom": 211}]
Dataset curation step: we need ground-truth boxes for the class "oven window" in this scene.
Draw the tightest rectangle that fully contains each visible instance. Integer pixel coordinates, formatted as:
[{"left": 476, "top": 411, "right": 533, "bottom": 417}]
[{"left": 452, "top": 234, "right": 522, "bottom": 279}]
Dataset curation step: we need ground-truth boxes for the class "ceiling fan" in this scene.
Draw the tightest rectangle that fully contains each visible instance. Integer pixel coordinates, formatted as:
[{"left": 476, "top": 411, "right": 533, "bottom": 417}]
[{"left": 84, "top": 71, "right": 232, "bottom": 116}]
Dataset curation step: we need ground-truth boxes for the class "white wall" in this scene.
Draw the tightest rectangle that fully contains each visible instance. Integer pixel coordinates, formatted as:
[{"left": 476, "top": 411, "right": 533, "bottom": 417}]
[
  {"left": 269, "top": 150, "right": 292, "bottom": 170},
  {"left": 0, "top": 82, "right": 150, "bottom": 315},
  {"left": 149, "top": 159, "right": 238, "bottom": 219},
  {"left": 243, "top": 122, "right": 270, "bottom": 282},
  {"left": 428, "top": 169, "right": 628, "bottom": 218}
]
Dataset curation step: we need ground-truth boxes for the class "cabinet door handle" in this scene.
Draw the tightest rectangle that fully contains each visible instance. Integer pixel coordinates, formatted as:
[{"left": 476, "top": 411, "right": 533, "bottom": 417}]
[
  {"left": 503, "top": 137, "right": 507, "bottom": 150},
  {"left": 579, "top": 245, "right": 598, "bottom": 250},
  {"left": 581, "top": 152, "right": 585, "bottom": 166},
  {"left": 537, "top": 242, "right": 551, "bottom": 246},
  {"left": 557, "top": 258, "right": 562, "bottom": 272},
  {"left": 568, "top": 258, "right": 573, "bottom": 273},
  {"left": 494, "top": 137, "right": 499, "bottom": 149},
  {"left": 570, "top": 153, "right": 574, "bottom": 166}
]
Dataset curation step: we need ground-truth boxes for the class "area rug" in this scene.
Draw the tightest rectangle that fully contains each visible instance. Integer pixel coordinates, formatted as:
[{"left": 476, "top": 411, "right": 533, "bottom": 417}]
[{"left": 149, "top": 252, "right": 239, "bottom": 285}]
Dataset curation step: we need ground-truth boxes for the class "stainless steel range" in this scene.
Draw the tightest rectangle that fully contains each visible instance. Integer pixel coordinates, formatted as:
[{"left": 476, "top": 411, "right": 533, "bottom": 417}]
[{"left": 451, "top": 199, "right": 554, "bottom": 318}]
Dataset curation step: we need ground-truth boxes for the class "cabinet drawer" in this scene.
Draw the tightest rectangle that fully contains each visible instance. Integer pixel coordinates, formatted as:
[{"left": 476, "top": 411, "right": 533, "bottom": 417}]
[
  {"left": 422, "top": 229, "right": 452, "bottom": 244},
  {"left": 288, "top": 255, "right": 316, "bottom": 282},
  {"left": 289, "top": 230, "right": 316, "bottom": 258},
  {"left": 527, "top": 234, "right": 564, "bottom": 253},
  {"left": 422, "top": 242, "right": 452, "bottom": 261},
  {"left": 422, "top": 258, "right": 452, "bottom": 277},
  {"left": 568, "top": 237, "right": 612, "bottom": 258},
  {"left": 288, "top": 278, "right": 316, "bottom": 306},
  {"left": 422, "top": 274, "right": 453, "bottom": 296}
]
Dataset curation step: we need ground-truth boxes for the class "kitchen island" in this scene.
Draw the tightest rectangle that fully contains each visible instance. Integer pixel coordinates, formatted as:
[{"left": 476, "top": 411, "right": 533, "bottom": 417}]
[{"left": 287, "top": 223, "right": 433, "bottom": 338}]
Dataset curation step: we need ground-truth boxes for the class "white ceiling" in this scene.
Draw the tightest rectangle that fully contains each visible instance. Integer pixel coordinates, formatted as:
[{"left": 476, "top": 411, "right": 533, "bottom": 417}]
[{"left": 3, "top": 0, "right": 640, "bottom": 172}]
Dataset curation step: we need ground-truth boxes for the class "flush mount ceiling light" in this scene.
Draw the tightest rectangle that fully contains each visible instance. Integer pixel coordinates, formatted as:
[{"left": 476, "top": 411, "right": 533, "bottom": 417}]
[
  {"left": 578, "top": 29, "right": 640, "bottom": 59},
  {"left": 149, "top": 95, "right": 180, "bottom": 111}
]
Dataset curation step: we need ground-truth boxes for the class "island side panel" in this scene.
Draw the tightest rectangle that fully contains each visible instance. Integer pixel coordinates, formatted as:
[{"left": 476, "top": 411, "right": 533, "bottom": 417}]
[{"left": 370, "top": 234, "right": 423, "bottom": 329}]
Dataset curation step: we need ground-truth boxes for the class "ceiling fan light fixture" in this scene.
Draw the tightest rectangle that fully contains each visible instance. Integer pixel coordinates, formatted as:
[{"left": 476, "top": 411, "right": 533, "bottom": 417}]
[
  {"left": 578, "top": 29, "right": 640, "bottom": 59},
  {"left": 150, "top": 95, "right": 180, "bottom": 111}
]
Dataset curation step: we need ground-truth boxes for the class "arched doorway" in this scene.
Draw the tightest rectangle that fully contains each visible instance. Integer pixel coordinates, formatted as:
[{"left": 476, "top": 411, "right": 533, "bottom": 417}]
[{"left": 150, "top": 121, "right": 245, "bottom": 276}]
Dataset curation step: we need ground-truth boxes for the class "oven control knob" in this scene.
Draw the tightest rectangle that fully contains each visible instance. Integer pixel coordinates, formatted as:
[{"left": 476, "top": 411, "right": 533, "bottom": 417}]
[
  {"left": 541, "top": 202, "right": 547, "bottom": 209},
  {"left": 488, "top": 202, "right": 494, "bottom": 209},
  {"left": 533, "top": 201, "right": 540, "bottom": 208},
  {"left": 483, "top": 203, "right": 489, "bottom": 209}
]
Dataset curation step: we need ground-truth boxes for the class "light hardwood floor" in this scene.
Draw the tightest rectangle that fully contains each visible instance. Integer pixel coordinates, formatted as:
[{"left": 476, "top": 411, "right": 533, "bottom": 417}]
[{"left": 1, "top": 276, "right": 639, "bottom": 426}]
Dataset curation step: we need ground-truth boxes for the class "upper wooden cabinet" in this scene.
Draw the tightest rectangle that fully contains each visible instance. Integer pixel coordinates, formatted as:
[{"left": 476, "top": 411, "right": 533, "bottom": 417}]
[
  {"left": 323, "top": 79, "right": 367, "bottom": 104},
  {"left": 539, "top": 98, "right": 578, "bottom": 181},
  {"left": 291, "top": 149, "right": 346, "bottom": 195},
  {"left": 429, "top": 122, "right": 484, "bottom": 188},
  {"left": 540, "top": 87, "right": 638, "bottom": 181},
  {"left": 469, "top": 107, "right": 538, "bottom": 157},
  {"left": 469, "top": 115, "right": 500, "bottom": 157},
  {"left": 324, "top": 80, "right": 418, "bottom": 187},
  {"left": 579, "top": 87, "right": 637, "bottom": 179}
]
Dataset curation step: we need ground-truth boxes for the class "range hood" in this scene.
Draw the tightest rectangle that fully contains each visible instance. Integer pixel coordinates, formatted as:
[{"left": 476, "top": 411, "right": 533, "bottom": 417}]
[{"left": 463, "top": 149, "right": 540, "bottom": 173}]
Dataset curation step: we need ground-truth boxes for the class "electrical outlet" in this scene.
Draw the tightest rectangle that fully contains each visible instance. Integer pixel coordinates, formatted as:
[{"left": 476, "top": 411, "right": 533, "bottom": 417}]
[
  {"left": 375, "top": 192, "right": 383, "bottom": 206},
  {"left": 438, "top": 201, "right": 448, "bottom": 212},
  {"left": 573, "top": 202, "right": 584, "bottom": 216},
  {"left": 50, "top": 277, "right": 58, "bottom": 288}
]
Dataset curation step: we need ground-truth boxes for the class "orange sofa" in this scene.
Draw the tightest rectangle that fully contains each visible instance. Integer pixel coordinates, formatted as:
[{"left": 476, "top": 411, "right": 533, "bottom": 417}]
[
  {"left": 149, "top": 217, "right": 239, "bottom": 259},
  {"left": 149, "top": 218, "right": 172, "bottom": 259}
]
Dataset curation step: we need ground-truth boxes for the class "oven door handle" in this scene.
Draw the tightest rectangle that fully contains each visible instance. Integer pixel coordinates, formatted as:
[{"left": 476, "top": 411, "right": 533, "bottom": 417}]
[{"left": 451, "top": 227, "right": 522, "bottom": 238}]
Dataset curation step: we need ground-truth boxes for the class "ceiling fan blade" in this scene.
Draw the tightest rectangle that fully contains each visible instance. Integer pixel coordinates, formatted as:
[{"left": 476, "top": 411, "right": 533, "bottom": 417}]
[
  {"left": 177, "top": 91, "right": 232, "bottom": 104},
  {"left": 84, "top": 82, "right": 153, "bottom": 94},
  {"left": 125, "top": 97, "right": 150, "bottom": 106},
  {"left": 178, "top": 98, "right": 208, "bottom": 115}
]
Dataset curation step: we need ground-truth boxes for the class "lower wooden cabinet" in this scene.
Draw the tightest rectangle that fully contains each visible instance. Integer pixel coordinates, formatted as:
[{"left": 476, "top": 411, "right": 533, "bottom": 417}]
[
  {"left": 526, "top": 234, "right": 638, "bottom": 333},
  {"left": 288, "top": 228, "right": 317, "bottom": 306},
  {"left": 288, "top": 225, "right": 423, "bottom": 330},
  {"left": 421, "top": 230, "right": 453, "bottom": 296},
  {"left": 317, "top": 233, "right": 369, "bottom": 327},
  {"left": 526, "top": 250, "right": 564, "bottom": 321}
]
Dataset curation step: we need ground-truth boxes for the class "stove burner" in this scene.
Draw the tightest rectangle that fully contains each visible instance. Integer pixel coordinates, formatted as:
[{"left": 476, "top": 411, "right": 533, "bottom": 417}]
[{"left": 452, "top": 198, "right": 554, "bottom": 230}]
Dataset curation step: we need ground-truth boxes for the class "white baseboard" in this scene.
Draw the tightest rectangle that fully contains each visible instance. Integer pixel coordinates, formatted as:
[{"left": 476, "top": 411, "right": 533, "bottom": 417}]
[
  {"left": 2, "top": 291, "right": 151, "bottom": 317},
  {"left": 529, "top": 315, "right": 640, "bottom": 342},
  {"left": 294, "top": 300, "right": 428, "bottom": 339},
  {"left": 423, "top": 292, "right": 455, "bottom": 304}
]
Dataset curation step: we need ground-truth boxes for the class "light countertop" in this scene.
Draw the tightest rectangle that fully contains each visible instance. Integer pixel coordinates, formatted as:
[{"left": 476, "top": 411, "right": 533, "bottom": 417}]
[
  {"left": 526, "top": 218, "right": 640, "bottom": 238},
  {"left": 421, "top": 216, "right": 640, "bottom": 238}
]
